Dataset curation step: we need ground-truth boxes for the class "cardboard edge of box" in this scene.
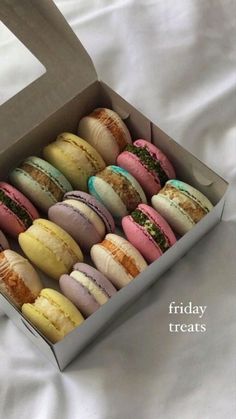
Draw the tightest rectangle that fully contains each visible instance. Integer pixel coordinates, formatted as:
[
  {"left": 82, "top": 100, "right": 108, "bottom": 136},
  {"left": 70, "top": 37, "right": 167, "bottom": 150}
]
[{"left": 0, "top": 1, "right": 229, "bottom": 370}]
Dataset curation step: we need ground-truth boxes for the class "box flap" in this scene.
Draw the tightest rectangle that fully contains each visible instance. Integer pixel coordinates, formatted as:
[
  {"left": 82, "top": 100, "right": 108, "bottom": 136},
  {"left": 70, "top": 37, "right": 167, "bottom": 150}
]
[{"left": 0, "top": 0, "right": 97, "bottom": 151}]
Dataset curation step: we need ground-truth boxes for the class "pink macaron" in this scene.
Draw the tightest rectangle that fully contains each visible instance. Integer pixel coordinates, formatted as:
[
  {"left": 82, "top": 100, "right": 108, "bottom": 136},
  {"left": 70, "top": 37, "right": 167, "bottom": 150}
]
[
  {"left": 117, "top": 139, "right": 175, "bottom": 197},
  {"left": 122, "top": 203, "right": 176, "bottom": 263},
  {"left": 0, "top": 182, "right": 39, "bottom": 238}
]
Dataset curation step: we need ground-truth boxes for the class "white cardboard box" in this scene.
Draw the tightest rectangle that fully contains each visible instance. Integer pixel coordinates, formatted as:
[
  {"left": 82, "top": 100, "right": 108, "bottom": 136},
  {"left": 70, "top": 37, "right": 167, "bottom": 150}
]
[{"left": 0, "top": 0, "right": 228, "bottom": 370}]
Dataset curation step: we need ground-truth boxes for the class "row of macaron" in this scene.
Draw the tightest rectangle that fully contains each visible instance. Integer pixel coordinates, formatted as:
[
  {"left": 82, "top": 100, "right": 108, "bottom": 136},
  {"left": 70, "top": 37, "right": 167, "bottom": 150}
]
[{"left": 0, "top": 107, "right": 214, "bottom": 343}]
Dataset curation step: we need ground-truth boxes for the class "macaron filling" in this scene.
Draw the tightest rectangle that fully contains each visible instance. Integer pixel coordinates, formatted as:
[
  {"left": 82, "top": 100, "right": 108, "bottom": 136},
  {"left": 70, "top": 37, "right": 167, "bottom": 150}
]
[
  {"left": 33, "top": 295, "right": 76, "bottom": 333},
  {"left": 131, "top": 209, "right": 170, "bottom": 253},
  {"left": 161, "top": 184, "right": 208, "bottom": 221},
  {"left": 89, "top": 108, "right": 128, "bottom": 150},
  {"left": 27, "top": 223, "right": 80, "bottom": 269},
  {"left": 0, "top": 253, "right": 35, "bottom": 305},
  {"left": 125, "top": 144, "right": 168, "bottom": 186},
  {"left": 100, "top": 239, "right": 140, "bottom": 277},
  {"left": 0, "top": 189, "right": 33, "bottom": 228},
  {"left": 166, "top": 181, "right": 211, "bottom": 213},
  {"left": 70, "top": 271, "right": 109, "bottom": 304},
  {"left": 17, "top": 162, "right": 65, "bottom": 201},
  {"left": 59, "top": 136, "right": 102, "bottom": 172},
  {"left": 65, "top": 192, "right": 114, "bottom": 233},
  {"left": 97, "top": 169, "right": 141, "bottom": 211}
]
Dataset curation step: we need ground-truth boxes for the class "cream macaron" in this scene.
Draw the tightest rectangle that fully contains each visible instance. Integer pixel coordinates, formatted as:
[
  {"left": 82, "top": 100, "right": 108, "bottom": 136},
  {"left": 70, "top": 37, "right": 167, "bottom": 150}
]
[
  {"left": 78, "top": 108, "right": 132, "bottom": 164},
  {"left": 91, "top": 233, "right": 147, "bottom": 289},
  {"left": 151, "top": 179, "right": 213, "bottom": 236}
]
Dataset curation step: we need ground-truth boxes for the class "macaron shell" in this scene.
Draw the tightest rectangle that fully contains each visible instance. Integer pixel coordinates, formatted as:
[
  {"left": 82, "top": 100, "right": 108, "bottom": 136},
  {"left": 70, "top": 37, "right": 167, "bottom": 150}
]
[
  {"left": 73, "top": 263, "right": 117, "bottom": 297},
  {"left": 138, "top": 204, "right": 176, "bottom": 246},
  {"left": 151, "top": 180, "right": 213, "bottom": 236},
  {"left": 60, "top": 274, "right": 101, "bottom": 317},
  {"left": 110, "top": 166, "right": 147, "bottom": 204},
  {"left": 19, "top": 231, "right": 68, "bottom": 280},
  {"left": 79, "top": 116, "right": 120, "bottom": 165},
  {"left": 10, "top": 171, "right": 57, "bottom": 213},
  {"left": 122, "top": 216, "right": 163, "bottom": 263},
  {"left": 48, "top": 201, "right": 102, "bottom": 251},
  {"left": 122, "top": 204, "right": 176, "bottom": 263},
  {"left": 91, "top": 234, "right": 147, "bottom": 288},
  {"left": 0, "top": 250, "right": 42, "bottom": 307},
  {"left": 43, "top": 133, "right": 105, "bottom": 190},
  {"left": 19, "top": 219, "right": 83, "bottom": 280},
  {"left": 117, "top": 151, "right": 160, "bottom": 197},
  {"left": 78, "top": 108, "right": 132, "bottom": 165},
  {"left": 91, "top": 244, "right": 132, "bottom": 288},
  {"left": 22, "top": 303, "right": 63, "bottom": 343},
  {"left": 0, "top": 182, "right": 39, "bottom": 237},
  {"left": 167, "top": 179, "right": 213, "bottom": 211},
  {"left": 0, "top": 230, "right": 9, "bottom": 250},
  {"left": 134, "top": 140, "right": 176, "bottom": 179},
  {"left": 64, "top": 191, "right": 115, "bottom": 233},
  {"left": 151, "top": 193, "right": 195, "bottom": 235},
  {"left": 9, "top": 156, "right": 72, "bottom": 212},
  {"left": 88, "top": 176, "right": 128, "bottom": 220},
  {"left": 22, "top": 288, "right": 84, "bottom": 343}
]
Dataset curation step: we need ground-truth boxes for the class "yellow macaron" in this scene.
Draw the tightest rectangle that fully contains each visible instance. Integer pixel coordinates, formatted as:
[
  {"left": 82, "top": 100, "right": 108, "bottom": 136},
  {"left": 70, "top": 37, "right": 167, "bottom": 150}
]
[
  {"left": 43, "top": 132, "right": 105, "bottom": 190},
  {"left": 19, "top": 219, "right": 83, "bottom": 280},
  {"left": 22, "top": 288, "right": 84, "bottom": 343}
]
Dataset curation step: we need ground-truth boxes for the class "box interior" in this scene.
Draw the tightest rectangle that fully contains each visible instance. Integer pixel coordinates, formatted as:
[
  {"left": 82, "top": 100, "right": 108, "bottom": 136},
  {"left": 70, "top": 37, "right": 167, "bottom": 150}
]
[{"left": 0, "top": 80, "right": 228, "bottom": 369}]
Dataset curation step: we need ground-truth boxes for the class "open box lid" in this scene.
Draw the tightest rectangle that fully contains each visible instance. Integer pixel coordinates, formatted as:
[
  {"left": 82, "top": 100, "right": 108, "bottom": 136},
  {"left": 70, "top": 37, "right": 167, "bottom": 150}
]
[{"left": 0, "top": 0, "right": 97, "bottom": 152}]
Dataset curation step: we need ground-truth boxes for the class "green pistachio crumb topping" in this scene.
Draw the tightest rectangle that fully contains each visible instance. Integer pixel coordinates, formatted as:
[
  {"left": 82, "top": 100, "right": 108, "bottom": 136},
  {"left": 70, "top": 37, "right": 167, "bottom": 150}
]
[
  {"left": 0, "top": 190, "right": 33, "bottom": 228},
  {"left": 131, "top": 209, "right": 170, "bottom": 252},
  {"left": 125, "top": 144, "right": 168, "bottom": 186}
]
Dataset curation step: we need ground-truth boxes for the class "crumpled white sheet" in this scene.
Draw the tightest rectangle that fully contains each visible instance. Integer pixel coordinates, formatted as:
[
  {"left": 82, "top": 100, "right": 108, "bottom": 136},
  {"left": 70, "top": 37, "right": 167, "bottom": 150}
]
[{"left": 0, "top": 1, "right": 235, "bottom": 418}]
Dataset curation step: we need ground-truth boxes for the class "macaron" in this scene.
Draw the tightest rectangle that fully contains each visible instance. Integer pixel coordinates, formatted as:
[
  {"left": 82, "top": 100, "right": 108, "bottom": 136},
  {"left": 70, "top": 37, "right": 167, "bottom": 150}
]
[
  {"left": 88, "top": 165, "right": 147, "bottom": 223},
  {"left": 43, "top": 132, "right": 105, "bottom": 190},
  {"left": 0, "top": 250, "right": 42, "bottom": 308},
  {"left": 0, "top": 182, "right": 39, "bottom": 238},
  {"left": 9, "top": 156, "right": 72, "bottom": 212},
  {"left": 60, "top": 263, "right": 117, "bottom": 317},
  {"left": 48, "top": 191, "right": 115, "bottom": 252},
  {"left": 91, "top": 233, "right": 147, "bottom": 289},
  {"left": 78, "top": 108, "right": 132, "bottom": 164},
  {"left": 151, "top": 179, "right": 213, "bottom": 236},
  {"left": 19, "top": 219, "right": 83, "bottom": 280},
  {"left": 0, "top": 230, "right": 9, "bottom": 251},
  {"left": 117, "top": 139, "right": 176, "bottom": 197},
  {"left": 22, "top": 288, "right": 84, "bottom": 343},
  {"left": 122, "top": 204, "right": 176, "bottom": 263}
]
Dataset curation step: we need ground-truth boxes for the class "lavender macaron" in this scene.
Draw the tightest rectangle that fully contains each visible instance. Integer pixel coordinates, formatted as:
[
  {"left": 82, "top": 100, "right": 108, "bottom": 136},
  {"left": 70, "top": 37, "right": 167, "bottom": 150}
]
[
  {"left": 0, "top": 230, "right": 9, "bottom": 251},
  {"left": 60, "top": 263, "right": 117, "bottom": 317},
  {"left": 48, "top": 191, "right": 115, "bottom": 252}
]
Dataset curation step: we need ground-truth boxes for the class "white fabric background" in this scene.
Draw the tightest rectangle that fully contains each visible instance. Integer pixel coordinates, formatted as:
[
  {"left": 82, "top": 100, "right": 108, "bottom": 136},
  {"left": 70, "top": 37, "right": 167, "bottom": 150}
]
[{"left": 0, "top": 1, "right": 235, "bottom": 418}]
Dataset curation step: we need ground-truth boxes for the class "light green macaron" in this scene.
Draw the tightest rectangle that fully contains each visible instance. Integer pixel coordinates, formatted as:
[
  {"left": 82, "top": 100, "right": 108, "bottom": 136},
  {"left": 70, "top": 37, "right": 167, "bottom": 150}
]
[{"left": 9, "top": 156, "right": 72, "bottom": 212}]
